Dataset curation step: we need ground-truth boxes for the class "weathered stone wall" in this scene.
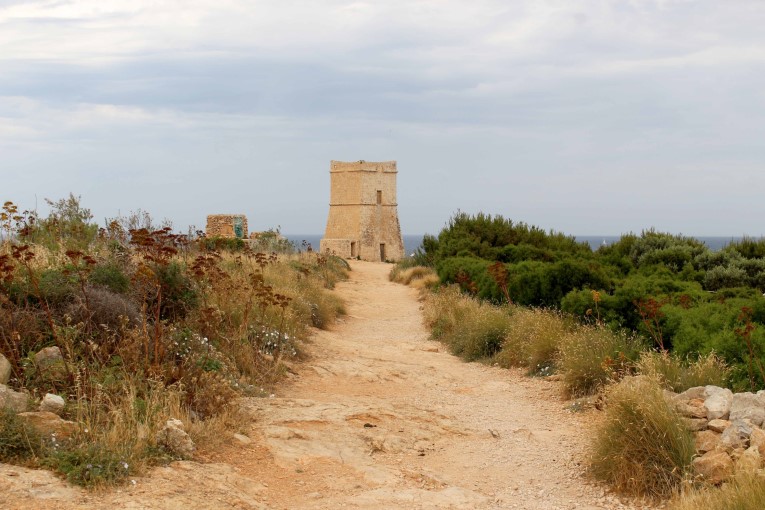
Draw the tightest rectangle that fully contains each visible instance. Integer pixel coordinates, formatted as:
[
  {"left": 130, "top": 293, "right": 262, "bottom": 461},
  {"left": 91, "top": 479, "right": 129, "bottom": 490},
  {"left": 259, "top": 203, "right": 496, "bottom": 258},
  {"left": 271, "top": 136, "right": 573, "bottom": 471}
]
[
  {"left": 320, "top": 160, "right": 404, "bottom": 261},
  {"left": 206, "top": 215, "right": 248, "bottom": 239},
  {"left": 670, "top": 384, "right": 765, "bottom": 483}
]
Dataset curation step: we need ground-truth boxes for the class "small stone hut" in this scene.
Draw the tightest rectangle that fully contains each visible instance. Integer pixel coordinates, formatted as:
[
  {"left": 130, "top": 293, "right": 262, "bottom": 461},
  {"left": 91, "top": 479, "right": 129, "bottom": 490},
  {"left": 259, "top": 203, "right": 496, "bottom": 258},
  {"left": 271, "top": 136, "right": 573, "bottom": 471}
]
[
  {"left": 205, "top": 215, "right": 248, "bottom": 239},
  {"left": 320, "top": 160, "right": 404, "bottom": 262}
]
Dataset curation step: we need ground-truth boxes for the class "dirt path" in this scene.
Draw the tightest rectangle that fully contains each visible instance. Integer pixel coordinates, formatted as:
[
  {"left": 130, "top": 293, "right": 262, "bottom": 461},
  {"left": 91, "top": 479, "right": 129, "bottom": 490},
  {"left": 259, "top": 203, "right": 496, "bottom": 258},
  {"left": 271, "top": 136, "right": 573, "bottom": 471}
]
[{"left": 2, "top": 261, "right": 653, "bottom": 509}]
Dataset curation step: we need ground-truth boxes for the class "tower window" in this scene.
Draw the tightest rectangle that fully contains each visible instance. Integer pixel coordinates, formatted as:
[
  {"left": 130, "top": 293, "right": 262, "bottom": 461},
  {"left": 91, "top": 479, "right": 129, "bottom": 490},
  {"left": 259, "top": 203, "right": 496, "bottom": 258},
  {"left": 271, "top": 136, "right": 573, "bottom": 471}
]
[{"left": 377, "top": 190, "right": 382, "bottom": 204}]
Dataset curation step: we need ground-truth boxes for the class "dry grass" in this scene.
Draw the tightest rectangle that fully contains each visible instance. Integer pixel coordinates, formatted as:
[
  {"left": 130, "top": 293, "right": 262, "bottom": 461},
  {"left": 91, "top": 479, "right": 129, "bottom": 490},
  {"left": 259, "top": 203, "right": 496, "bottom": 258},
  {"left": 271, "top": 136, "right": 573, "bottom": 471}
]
[
  {"left": 422, "top": 285, "right": 511, "bottom": 360},
  {"left": 590, "top": 375, "right": 695, "bottom": 499},
  {"left": 389, "top": 265, "right": 440, "bottom": 291},
  {"left": 423, "top": 285, "right": 478, "bottom": 341},
  {"left": 558, "top": 326, "right": 645, "bottom": 397},
  {"left": 494, "top": 307, "right": 573, "bottom": 374},
  {"left": 669, "top": 473, "right": 765, "bottom": 510},
  {"left": 637, "top": 351, "right": 730, "bottom": 393}
]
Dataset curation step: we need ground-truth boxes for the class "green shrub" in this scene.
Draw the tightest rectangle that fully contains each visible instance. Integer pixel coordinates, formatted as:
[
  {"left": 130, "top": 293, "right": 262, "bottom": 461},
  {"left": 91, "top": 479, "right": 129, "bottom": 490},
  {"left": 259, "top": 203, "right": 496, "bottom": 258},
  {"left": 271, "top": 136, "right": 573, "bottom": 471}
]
[
  {"left": 725, "top": 236, "right": 765, "bottom": 259},
  {"left": 89, "top": 263, "right": 130, "bottom": 293},
  {"left": 637, "top": 351, "right": 730, "bottom": 392},
  {"left": 558, "top": 326, "right": 645, "bottom": 396},
  {"left": 629, "top": 231, "right": 706, "bottom": 270},
  {"left": 38, "top": 268, "right": 76, "bottom": 304},
  {"left": 249, "top": 229, "right": 295, "bottom": 254},
  {"left": 154, "top": 262, "right": 197, "bottom": 319},
  {"left": 200, "top": 237, "right": 246, "bottom": 252},
  {"left": 704, "top": 266, "right": 749, "bottom": 291},
  {"left": 44, "top": 442, "right": 135, "bottom": 487},
  {"left": 422, "top": 211, "right": 589, "bottom": 267},
  {"left": 590, "top": 376, "right": 695, "bottom": 498}
]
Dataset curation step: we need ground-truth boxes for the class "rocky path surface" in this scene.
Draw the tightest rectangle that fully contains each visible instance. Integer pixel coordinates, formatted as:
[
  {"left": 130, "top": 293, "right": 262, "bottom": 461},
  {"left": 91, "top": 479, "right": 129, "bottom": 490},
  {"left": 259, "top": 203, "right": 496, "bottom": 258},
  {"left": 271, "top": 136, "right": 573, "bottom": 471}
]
[{"left": 2, "top": 261, "right": 654, "bottom": 509}]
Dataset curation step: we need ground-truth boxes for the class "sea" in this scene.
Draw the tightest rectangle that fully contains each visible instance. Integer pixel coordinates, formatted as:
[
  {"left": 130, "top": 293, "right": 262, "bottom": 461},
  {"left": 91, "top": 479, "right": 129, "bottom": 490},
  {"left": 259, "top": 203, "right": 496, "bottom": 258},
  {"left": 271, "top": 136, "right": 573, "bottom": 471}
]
[{"left": 285, "top": 235, "right": 754, "bottom": 256}]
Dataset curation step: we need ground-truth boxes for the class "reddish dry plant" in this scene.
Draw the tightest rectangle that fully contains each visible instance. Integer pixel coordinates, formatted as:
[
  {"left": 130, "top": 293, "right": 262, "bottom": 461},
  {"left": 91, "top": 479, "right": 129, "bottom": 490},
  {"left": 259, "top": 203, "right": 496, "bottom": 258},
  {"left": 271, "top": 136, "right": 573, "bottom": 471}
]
[
  {"left": 11, "top": 244, "right": 59, "bottom": 345},
  {"left": 487, "top": 261, "right": 512, "bottom": 304},
  {"left": 634, "top": 297, "right": 670, "bottom": 352},
  {"left": 129, "top": 227, "right": 183, "bottom": 369},
  {"left": 455, "top": 270, "right": 478, "bottom": 295},
  {"left": 63, "top": 249, "right": 96, "bottom": 321},
  {"left": 735, "top": 306, "right": 765, "bottom": 391},
  {"left": 1, "top": 201, "right": 22, "bottom": 242}
]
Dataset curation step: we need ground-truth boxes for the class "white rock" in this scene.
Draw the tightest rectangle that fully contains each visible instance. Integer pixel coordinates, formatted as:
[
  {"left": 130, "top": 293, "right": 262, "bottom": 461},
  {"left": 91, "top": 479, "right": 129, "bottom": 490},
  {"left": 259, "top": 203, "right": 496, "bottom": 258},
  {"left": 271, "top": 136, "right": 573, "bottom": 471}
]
[
  {"left": 34, "top": 346, "right": 63, "bottom": 367},
  {"left": 233, "top": 433, "right": 252, "bottom": 445},
  {"left": 0, "top": 353, "right": 11, "bottom": 385},
  {"left": 39, "top": 393, "right": 65, "bottom": 415},
  {"left": 0, "top": 384, "right": 28, "bottom": 412},
  {"left": 705, "top": 386, "right": 733, "bottom": 421},
  {"left": 721, "top": 420, "right": 754, "bottom": 451},
  {"left": 156, "top": 418, "right": 195, "bottom": 457},
  {"left": 730, "top": 393, "right": 765, "bottom": 427}
]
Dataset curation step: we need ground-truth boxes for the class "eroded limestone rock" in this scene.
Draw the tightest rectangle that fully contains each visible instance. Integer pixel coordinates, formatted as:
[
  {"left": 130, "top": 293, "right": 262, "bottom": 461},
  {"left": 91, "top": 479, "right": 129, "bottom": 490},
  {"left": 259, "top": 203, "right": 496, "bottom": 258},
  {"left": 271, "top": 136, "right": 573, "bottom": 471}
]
[
  {"left": 0, "top": 384, "right": 28, "bottom": 412},
  {"left": 692, "top": 449, "right": 734, "bottom": 484},
  {"left": 156, "top": 418, "right": 195, "bottom": 457},
  {"left": 17, "top": 411, "right": 76, "bottom": 440},
  {"left": 695, "top": 430, "right": 721, "bottom": 454},
  {"left": 39, "top": 393, "right": 65, "bottom": 415},
  {"left": 704, "top": 386, "right": 733, "bottom": 421},
  {"left": 0, "top": 353, "right": 11, "bottom": 385},
  {"left": 730, "top": 393, "right": 765, "bottom": 427}
]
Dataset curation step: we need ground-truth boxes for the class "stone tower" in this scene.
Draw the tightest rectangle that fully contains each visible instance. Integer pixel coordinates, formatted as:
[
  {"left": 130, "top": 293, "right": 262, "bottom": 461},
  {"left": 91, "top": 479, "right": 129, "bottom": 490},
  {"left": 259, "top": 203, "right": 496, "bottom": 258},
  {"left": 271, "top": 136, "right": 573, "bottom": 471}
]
[{"left": 320, "top": 160, "right": 404, "bottom": 262}]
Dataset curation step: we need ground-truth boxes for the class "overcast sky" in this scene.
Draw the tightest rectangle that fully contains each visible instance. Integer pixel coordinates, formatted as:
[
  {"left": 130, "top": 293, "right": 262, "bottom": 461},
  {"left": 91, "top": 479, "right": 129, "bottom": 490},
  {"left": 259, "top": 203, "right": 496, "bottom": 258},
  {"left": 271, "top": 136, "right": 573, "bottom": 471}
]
[{"left": 2, "top": 0, "right": 764, "bottom": 237}]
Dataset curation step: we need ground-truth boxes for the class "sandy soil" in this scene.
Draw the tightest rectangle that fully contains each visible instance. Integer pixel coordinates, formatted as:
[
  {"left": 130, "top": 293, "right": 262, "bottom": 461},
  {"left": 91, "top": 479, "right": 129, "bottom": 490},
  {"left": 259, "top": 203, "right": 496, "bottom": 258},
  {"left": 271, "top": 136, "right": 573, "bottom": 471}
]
[{"left": 1, "top": 261, "right": 656, "bottom": 509}]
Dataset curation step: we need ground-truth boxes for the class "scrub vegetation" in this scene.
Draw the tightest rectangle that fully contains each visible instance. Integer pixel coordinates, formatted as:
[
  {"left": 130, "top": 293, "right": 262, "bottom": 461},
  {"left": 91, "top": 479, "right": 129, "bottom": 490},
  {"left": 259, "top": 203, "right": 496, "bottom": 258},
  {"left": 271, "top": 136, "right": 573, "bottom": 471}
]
[
  {"left": 395, "top": 211, "right": 765, "bottom": 505},
  {"left": 0, "top": 195, "right": 347, "bottom": 486}
]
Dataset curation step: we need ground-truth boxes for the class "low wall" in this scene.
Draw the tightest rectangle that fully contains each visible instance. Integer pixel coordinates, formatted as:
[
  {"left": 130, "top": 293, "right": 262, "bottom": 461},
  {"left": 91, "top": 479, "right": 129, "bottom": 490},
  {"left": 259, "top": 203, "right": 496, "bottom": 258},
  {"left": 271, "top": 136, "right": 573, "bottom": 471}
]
[{"left": 206, "top": 215, "right": 248, "bottom": 239}]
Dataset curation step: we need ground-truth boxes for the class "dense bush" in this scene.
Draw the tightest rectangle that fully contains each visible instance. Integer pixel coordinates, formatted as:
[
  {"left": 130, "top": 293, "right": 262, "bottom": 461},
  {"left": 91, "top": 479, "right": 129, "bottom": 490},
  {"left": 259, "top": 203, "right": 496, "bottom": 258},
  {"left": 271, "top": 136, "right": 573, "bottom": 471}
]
[{"left": 419, "top": 212, "right": 765, "bottom": 388}]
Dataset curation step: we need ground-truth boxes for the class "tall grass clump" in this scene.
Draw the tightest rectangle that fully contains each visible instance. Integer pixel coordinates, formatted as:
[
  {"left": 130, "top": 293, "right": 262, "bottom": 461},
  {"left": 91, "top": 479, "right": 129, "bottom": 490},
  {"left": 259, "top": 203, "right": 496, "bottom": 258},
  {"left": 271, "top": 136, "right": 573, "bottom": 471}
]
[
  {"left": 558, "top": 326, "right": 645, "bottom": 397},
  {"left": 637, "top": 351, "right": 730, "bottom": 393},
  {"left": 389, "top": 264, "right": 439, "bottom": 291},
  {"left": 423, "top": 285, "right": 478, "bottom": 341},
  {"left": 590, "top": 376, "right": 695, "bottom": 498},
  {"left": 423, "top": 285, "right": 512, "bottom": 360},
  {"left": 669, "top": 473, "right": 765, "bottom": 510},
  {"left": 494, "top": 307, "right": 574, "bottom": 374},
  {"left": 449, "top": 303, "right": 512, "bottom": 361}
]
